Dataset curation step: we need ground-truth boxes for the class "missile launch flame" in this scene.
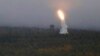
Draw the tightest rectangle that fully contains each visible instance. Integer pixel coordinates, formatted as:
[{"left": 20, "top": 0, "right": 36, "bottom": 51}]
[
  {"left": 57, "top": 9, "right": 68, "bottom": 34},
  {"left": 57, "top": 10, "right": 65, "bottom": 21}
]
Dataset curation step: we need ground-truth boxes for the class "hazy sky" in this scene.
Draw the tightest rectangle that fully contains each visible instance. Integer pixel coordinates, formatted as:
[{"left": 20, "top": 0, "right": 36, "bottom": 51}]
[{"left": 0, "top": 0, "right": 100, "bottom": 30}]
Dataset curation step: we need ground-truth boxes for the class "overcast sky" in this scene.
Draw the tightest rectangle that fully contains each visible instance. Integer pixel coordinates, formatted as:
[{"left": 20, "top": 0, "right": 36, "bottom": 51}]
[{"left": 0, "top": 0, "right": 100, "bottom": 30}]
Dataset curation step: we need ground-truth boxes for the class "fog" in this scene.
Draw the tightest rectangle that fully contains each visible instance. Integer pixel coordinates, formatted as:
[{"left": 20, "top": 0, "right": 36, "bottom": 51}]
[{"left": 0, "top": 0, "right": 100, "bottom": 30}]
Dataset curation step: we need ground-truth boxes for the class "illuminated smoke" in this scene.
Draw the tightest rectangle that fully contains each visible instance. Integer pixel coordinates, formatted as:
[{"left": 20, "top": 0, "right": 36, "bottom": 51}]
[{"left": 57, "top": 9, "right": 68, "bottom": 34}]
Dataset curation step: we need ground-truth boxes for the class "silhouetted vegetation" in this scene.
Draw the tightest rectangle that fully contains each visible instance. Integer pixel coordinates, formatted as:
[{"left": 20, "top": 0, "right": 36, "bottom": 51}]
[{"left": 0, "top": 27, "right": 100, "bottom": 56}]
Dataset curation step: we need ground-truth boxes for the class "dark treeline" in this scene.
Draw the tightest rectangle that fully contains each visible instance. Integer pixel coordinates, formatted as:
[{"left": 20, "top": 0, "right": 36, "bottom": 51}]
[{"left": 0, "top": 26, "right": 100, "bottom": 56}]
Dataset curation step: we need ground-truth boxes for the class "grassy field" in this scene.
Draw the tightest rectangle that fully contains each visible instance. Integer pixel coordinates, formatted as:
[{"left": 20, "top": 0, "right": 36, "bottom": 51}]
[{"left": 0, "top": 27, "right": 100, "bottom": 56}]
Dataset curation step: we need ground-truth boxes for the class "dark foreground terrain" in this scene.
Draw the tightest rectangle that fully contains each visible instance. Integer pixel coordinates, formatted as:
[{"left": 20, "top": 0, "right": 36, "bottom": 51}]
[{"left": 0, "top": 27, "right": 100, "bottom": 56}]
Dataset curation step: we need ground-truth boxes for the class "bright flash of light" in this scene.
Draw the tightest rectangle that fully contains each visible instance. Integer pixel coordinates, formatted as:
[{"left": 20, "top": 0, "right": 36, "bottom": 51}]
[{"left": 57, "top": 9, "right": 65, "bottom": 21}]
